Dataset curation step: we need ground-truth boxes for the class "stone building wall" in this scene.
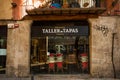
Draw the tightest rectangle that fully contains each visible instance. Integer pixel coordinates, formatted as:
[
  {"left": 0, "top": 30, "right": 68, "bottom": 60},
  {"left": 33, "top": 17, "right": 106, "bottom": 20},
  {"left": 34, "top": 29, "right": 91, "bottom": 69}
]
[
  {"left": 5, "top": 16, "right": 120, "bottom": 78},
  {"left": 6, "top": 20, "right": 32, "bottom": 77},
  {"left": 114, "top": 17, "right": 120, "bottom": 78},
  {"left": 89, "top": 16, "right": 120, "bottom": 78}
]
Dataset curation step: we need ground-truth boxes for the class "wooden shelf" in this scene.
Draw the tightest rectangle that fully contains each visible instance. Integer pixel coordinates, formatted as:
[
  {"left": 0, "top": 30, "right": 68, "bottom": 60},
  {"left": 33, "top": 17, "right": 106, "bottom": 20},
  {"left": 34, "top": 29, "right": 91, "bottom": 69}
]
[
  {"left": 23, "top": 8, "right": 106, "bottom": 20},
  {"left": 26, "top": 8, "right": 106, "bottom": 15}
]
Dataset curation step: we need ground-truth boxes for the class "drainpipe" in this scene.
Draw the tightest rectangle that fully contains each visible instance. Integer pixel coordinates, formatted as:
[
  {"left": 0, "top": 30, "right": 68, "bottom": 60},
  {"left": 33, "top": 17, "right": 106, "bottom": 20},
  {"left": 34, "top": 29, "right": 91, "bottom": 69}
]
[{"left": 111, "top": 33, "right": 116, "bottom": 78}]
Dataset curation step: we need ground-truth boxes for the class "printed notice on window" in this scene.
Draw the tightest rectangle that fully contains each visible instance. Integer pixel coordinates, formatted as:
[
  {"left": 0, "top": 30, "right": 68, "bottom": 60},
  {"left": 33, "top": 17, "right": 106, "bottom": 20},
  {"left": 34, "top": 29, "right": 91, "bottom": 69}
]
[{"left": 0, "top": 49, "right": 6, "bottom": 55}]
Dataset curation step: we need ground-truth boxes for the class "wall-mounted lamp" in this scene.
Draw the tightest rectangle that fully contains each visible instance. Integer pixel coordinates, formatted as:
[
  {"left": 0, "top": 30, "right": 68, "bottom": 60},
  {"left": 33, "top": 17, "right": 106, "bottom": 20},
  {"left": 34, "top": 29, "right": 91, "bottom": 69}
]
[{"left": 11, "top": 2, "right": 17, "bottom": 8}]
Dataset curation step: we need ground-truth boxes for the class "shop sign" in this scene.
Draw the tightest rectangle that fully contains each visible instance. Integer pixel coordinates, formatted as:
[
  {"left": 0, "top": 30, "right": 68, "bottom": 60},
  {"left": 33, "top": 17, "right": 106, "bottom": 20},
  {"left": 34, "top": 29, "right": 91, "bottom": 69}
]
[
  {"left": 42, "top": 28, "right": 78, "bottom": 34},
  {"left": 39, "top": 26, "right": 89, "bottom": 36}
]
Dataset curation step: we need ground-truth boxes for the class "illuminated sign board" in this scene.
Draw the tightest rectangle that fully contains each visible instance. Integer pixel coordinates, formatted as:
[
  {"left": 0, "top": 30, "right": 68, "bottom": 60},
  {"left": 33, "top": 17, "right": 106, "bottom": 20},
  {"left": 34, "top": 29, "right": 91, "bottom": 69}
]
[
  {"left": 41, "top": 26, "right": 88, "bottom": 36},
  {"left": 42, "top": 28, "right": 78, "bottom": 34},
  {"left": 32, "top": 26, "right": 89, "bottom": 37}
]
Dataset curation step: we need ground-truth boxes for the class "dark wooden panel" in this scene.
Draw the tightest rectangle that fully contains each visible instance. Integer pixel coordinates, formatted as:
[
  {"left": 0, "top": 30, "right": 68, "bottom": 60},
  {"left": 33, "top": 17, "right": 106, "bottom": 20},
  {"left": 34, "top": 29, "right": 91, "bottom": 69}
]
[
  {"left": 24, "top": 8, "right": 106, "bottom": 20},
  {"left": 0, "top": 26, "right": 7, "bottom": 37},
  {"left": 26, "top": 8, "right": 106, "bottom": 15},
  {"left": 31, "top": 21, "right": 89, "bottom": 37}
]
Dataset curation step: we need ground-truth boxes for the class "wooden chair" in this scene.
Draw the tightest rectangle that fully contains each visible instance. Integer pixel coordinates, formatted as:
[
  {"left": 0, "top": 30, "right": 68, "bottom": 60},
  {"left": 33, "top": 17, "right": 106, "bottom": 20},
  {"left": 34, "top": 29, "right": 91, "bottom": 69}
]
[
  {"left": 56, "top": 53, "right": 63, "bottom": 73},
  {"left": 48, "top": 53, "right": 55, "bottom": 73},
  {"left": 66, "top": 49, "right": 79, "bottom": 73},
  {"left": 80, "top": 53, "right": 88, "bottom": 73}
]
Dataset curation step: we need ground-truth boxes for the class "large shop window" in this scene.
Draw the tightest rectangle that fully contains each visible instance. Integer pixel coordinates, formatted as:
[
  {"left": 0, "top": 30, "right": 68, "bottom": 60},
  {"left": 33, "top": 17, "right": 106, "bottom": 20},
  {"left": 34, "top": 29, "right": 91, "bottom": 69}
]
[
  {"left": 0, "top": 26, "right": 7, "bottom": 74},
  {"left": 30, "top": 21, "right": 90, "bottom": 74}
]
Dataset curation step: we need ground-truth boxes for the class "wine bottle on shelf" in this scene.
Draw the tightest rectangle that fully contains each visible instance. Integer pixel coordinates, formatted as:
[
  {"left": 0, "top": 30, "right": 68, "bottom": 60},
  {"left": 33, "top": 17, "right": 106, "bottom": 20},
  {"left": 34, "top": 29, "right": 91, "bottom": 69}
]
[
  {"left": 54, "top": 0, "right": 63, "bottom": 5},
  {"left": 62, "top": 0, "right": 69, "bottom": 8},
  {"left": 69, "top": 0, "right": 80, "bottom": 8},
  {"left": 59, "top": 0, "right": 63, "bottom": 6},
  {"left": 96, "top": 0, "right": 100, "bottom": 7},
  {"left": 52, "top": 0, "right": 60, "bottom": 4}
]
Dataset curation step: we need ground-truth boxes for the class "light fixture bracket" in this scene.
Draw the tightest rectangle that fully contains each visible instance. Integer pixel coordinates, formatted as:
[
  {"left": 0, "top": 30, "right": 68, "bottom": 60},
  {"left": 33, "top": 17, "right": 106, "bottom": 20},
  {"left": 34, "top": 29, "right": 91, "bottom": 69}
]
[{"left": 11, "top": 2, "right": 17, "bottom": 8}]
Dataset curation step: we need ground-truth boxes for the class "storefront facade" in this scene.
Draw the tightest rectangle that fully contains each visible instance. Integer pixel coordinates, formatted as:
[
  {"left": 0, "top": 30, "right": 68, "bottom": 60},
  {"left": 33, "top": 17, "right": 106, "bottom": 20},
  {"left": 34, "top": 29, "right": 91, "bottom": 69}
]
[
  {"left": 0, "top": 0, "right": 120, "bottom": 79},
  {"left": 0, "top": 17, "right": 118, "bottom": 78}
]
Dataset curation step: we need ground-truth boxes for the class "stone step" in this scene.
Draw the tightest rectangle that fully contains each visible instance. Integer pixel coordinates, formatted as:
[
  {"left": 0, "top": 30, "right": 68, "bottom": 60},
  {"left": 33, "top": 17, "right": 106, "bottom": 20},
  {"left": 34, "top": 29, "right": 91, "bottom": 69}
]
[
  {"left": 33, "top": 74, "right": 120, "bottom": 80},
  {"left": 0, "top": 74, "right": 119, "bottom": 80}
]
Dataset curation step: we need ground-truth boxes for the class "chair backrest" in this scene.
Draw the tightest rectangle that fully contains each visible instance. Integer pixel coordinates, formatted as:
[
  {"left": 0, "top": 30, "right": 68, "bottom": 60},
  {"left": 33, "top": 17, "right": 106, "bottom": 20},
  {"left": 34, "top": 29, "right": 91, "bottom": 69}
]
[
  {"left": 80, "top": 53, "right": 88, "bottom": 63},
  {"left": 56, "top": 53, "right": 63, "bottom": 62},
  {"left": 48, "top": 53, "right": 55, "bottom": 63}
]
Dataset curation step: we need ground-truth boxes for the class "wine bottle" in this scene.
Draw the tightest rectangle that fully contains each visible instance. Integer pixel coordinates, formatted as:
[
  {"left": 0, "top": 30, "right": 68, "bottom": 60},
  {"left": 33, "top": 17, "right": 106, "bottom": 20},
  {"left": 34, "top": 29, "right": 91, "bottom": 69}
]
[
  {"left": 60, "top": 0, "right": 63, "bottom": 6},
  {"left": 96, "top": 0, "right": 100, "bottom": 7},
  {"left": 62, "top": 0, "right": 69, "bottom": 8}
]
